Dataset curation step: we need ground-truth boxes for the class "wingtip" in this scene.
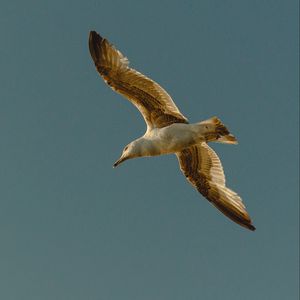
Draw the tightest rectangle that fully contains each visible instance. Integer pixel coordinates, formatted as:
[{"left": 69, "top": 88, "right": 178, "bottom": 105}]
[
  {"left": 89, "top": 30, "right": 97, "bottom": 37},
  {"left": 237, "top": 217, "right": 256, "bottom": 231},
  {"left": 89, "top": 30, "right": 103, "bottom": 42},
  {"left": 248, "top": 224, "right": 256, "bottom": 231},
  {"left": 89, "top": 30, "right": 95, "bottom": 42},
  {"left": 233, "top": 218, "right": 256, "bottom": 231},
  {"left": 241, "top": 219, "right": 256, "bottom": 231},
  {"left": 88, "top": 30, "right": 104, "bottom": 63}
]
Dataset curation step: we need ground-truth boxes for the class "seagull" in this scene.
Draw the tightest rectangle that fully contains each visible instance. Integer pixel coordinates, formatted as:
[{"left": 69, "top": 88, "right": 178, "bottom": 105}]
[{"left": 89, "top": 31, "right": 255, "bottom": 231}]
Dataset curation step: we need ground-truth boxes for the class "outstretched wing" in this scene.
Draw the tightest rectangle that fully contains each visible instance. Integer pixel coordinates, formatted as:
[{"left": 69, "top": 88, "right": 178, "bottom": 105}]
[
  {"left": 89, "top": 31, "right": 188, "bottom": 129},
  {"left": 176, "top": 143, "right": 255, "bottom": 231}
]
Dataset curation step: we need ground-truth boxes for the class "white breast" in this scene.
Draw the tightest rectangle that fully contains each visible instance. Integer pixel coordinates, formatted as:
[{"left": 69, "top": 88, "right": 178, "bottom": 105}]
[{"left": 144, "top": 123, "right": 202, "bottom": 155}]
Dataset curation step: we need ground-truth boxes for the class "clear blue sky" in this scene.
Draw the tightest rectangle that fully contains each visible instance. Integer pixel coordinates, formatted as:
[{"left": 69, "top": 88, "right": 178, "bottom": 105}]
[{"left": 0, "top": 0, "right": 298, "bottom": 299}]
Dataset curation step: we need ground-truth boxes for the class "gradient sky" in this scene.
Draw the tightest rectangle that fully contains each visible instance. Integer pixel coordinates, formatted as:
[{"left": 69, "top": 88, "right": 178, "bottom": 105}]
[{"left": 0, "top": 1, "right": 299, "bottom": 299}]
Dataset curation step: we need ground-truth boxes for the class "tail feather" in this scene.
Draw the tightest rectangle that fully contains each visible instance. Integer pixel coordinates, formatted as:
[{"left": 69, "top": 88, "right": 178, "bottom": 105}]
[
  {"left": 217, "top": 134, "right": 238, "bottom": 144},
  {"left": 200, "top": 117, "right": 238, "bottom": 144},
  {"left": 210, "top": 116, "right": 230, "bottom": 136}
]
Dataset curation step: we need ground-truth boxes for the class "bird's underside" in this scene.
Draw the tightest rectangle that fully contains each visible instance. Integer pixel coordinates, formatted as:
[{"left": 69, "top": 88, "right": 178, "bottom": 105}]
[{"left": 89, "top": 30, "right": 256, "bottom": 231}]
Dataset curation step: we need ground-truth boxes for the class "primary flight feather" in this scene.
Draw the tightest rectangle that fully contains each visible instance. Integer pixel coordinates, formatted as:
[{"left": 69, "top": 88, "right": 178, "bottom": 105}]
[{"left": 89, "top": 30, "right": 255, "bottom": 231}]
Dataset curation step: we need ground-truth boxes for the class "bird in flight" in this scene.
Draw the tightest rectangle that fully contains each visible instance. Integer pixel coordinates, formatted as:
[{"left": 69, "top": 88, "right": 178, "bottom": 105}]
[{"left": 89, "top": 31, "right": 255, "bottom": 231}]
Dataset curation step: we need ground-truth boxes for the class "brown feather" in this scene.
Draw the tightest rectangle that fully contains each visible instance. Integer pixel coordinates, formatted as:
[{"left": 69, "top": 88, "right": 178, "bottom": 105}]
[
  {"left": 89, "top": 31, "right": 188, "bottom": 129},
  {"left": 177, "top": 144, "right": 256, "bottom": 231}
]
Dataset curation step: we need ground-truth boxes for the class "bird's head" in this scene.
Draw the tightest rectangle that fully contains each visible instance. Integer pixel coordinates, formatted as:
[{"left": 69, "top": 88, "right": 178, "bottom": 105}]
[{"left": 113, "top": 141, "right": 142, "bottom": 168}]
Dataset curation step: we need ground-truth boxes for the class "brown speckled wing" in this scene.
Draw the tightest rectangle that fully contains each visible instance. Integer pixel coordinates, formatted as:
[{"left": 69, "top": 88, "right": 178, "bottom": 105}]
[
  {"left": 176, "top": 143, "right": 255, "bottom": 231},
  {"left": 89, "top": 31, "right": 188, "bottom": 129}
]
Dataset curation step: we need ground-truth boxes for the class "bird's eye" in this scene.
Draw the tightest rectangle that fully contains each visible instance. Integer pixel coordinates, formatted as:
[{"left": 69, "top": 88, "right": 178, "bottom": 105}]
[{"left": 124, "top": 146, "right": 128, "bottom": 151}]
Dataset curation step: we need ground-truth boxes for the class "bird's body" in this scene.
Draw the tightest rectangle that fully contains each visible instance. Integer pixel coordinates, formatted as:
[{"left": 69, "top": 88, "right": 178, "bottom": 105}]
[
  {"left": 125, "top": 120, "right": 233, "bottom": 157},
  {"left": 89, "top": 31, "right": 256, "bottom": 231},
  {"left": 135, "top": 123, "right": 213, "bottom": 156},
  {"left": 143, "top": 123, "right": 199, "bottom": 155}
]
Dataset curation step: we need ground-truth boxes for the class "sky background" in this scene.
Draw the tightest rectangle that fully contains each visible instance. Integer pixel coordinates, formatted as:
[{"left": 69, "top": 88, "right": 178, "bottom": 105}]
[{"left": 0, "top": 0, "right": 299, "bottom": 299}]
